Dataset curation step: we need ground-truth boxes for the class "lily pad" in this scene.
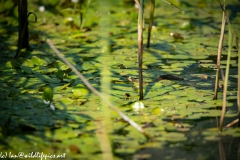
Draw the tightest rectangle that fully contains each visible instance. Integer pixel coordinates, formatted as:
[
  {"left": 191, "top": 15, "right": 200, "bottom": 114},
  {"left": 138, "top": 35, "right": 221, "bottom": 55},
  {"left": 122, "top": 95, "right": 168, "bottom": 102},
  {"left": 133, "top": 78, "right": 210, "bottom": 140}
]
[
  {"left": 31, "top": 56, "right": 44, "bottom": 66},
  {"left": 72, "top": 86, "right": 89, "bottom": 98},
  {"left": 21, "top": 66, "right": 33, "bottom": 74},
  {"left": 164, "top": 132, "right": 187, "bottom": 142},
  {"left": 59, "top": 98, "right": 74, "bottom": 104}
]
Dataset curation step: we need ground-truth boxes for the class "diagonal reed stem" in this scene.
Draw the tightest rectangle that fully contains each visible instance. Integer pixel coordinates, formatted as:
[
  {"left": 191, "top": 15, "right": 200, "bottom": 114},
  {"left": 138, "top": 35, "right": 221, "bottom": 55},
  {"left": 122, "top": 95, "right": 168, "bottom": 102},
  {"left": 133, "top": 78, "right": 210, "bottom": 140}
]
[{"left": 46, "top": 39, "right": 150, "bottom": 138}]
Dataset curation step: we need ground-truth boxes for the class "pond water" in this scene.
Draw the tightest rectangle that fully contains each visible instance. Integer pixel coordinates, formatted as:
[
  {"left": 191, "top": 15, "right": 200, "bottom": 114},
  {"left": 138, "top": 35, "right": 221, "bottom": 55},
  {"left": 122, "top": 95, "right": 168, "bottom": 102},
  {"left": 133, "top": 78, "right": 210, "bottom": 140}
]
[{"left": 0, "top": 0, "right": 240, "bottom": 159}]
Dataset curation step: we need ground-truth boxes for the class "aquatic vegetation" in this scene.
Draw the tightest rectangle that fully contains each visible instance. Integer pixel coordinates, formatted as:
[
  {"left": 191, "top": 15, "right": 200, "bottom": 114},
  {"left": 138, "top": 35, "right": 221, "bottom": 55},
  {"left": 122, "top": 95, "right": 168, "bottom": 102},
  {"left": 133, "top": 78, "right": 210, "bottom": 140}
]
[{"left": 0, "top": 0, "right": 239, "bottom": 159}]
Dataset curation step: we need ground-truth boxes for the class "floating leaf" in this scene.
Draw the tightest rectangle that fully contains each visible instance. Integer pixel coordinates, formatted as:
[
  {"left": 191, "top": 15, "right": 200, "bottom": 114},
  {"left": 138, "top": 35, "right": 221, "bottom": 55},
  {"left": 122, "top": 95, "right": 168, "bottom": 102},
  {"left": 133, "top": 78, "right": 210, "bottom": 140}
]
[
  {"left": 180, "top": 21, "right": 193, "bottom": 30},
  {"left": 72, "top": 87, "right": 89, "bottom": 98},
  {"left": 42, "top": 75, "right": 61, "bottom": 84},
  {"left": 59, "top": 98, "right": 73, "bottom": 104},
  {"left": 11, "top": 60, "right": 21, "bottom": 68},
  {"left": 21, "top": 66, "right": 33, "bottom": 74},
  {"left": 23, "top": 59, "right": 34, "bottom": 67},
  {"left": 152, "top": 107, "right": 164, "bottom": 115},
  {"left": 165, "top": 132, "right": 187, "bottom": 142},
  {"left": 5, "top": 61, "right": 13, "bottom": 69},
  {"left": 31, "top": 56, "right": 43, "bottom": 66},
  {"left": 56, "top": 69, "right": 65, "bottom": 80}
]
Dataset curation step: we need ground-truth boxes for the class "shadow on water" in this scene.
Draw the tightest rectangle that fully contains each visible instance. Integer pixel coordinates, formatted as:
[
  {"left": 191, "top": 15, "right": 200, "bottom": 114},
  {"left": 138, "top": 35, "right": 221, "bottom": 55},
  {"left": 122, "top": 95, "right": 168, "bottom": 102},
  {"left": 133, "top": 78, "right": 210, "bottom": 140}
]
[
  {"left": 0, "top": 1, "right": 101, "bottom": 158},
  {"left": 134, "top": 135, "right": 240, "bottom": 160}
]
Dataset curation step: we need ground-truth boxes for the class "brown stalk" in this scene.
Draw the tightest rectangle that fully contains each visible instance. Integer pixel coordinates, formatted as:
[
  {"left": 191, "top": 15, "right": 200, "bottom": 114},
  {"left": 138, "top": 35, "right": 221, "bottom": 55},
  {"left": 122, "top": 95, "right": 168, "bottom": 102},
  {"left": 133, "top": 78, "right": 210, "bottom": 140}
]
[
  {"left": 134, "top": 0, "right": 140, "bottom": 7},
  {"left": 225, "top": 119, "right": 239, "bottom": 128},
  {"left": 79, "top": 0, "right": 83, "bottom": 28},
  {"left": 138, "top": 0, "right": 144, "bottom": 100},
  {"left": 15, "top": 0, "right": 29, "bottom": 58},
  {"left": 219, "top": 3, "right": 240, "bottom": 127},
  {"left": 219, "top": 9, "right": 232, "bottom": 131},
  {"left": 213, "top": 10, "right": 226, "bottom": 100},
  {"left": 147, "top": 0, "right": 155, "bottom": 48}
]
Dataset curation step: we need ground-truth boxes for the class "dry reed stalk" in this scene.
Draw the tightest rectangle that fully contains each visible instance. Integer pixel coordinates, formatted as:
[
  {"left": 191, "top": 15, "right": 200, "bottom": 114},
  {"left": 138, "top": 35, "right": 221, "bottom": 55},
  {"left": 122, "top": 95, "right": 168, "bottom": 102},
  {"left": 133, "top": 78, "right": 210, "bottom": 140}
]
[
  {"left": 219, "top": 14, "right": 232, "bottom": 131},
  {"left": 213, "top": 10, "right": 226, "bottom": 100}
]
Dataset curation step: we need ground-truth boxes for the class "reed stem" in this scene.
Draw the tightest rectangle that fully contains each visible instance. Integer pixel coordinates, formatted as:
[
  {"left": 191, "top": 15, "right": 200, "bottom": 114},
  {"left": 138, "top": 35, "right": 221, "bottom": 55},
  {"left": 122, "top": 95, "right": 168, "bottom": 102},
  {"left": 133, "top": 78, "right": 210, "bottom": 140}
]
[{"left": 138, "top": 0, "right": 144, "bottom": 100}]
